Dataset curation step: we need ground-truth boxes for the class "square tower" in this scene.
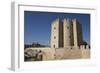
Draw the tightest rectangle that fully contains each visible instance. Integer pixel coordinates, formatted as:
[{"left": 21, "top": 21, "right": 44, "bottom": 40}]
[
  {"left": 72, "top": 19, "right": 83, "bottom": 46},
  {"left": 63, "top": 19, "right": 72, "bottom": 48},
  {"left": 51, "top": 18, "right": 63, "bottom": 48}
]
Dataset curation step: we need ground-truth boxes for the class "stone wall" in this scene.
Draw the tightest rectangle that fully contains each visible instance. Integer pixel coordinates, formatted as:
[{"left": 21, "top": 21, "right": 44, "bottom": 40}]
[
  {"left": 25, "top": 45, "right": 90, "bottom": 61},
  {"left": 55, "top": 45, "right": 90, "bottom": 60},
  {"left": 25, "top": 48, "right": 55, "bottom": 61}
]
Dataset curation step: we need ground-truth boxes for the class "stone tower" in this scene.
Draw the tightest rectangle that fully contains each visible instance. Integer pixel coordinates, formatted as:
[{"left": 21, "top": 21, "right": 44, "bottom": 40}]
[
  {"left": 51, "top": 18, "right": 83, "bottom": 48},
  {"left": 63, "top": 18, "right": 71, "bottom": 48},
  {"left": 72, "top": 19, "right": 83, "bottom": 46},
  {"left": 51, "top": 18, "right": 63, "bottom": 48}
]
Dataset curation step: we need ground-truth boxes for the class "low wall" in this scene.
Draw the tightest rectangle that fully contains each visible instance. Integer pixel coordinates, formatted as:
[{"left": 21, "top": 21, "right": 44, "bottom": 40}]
[
  {"left": 55, "top": 46, "right": 90, "bottom": 59},
  {"left": 25, "top": 48, "right": 55, "bottom": 60},
  {"left": 25, "top": 45, "right": 90, "bottom": 61}
]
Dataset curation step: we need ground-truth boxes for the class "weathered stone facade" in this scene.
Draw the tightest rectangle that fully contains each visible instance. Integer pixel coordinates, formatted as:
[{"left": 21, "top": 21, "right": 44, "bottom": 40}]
[
  {"left": 25, "top": 45, "right": 90, "bottom": 61},
  {"left": 25, "top": 18, "right": 90, "bottom": 61},
  {"left": 51, "top": 18, "right": 83, "bottom": 48}
]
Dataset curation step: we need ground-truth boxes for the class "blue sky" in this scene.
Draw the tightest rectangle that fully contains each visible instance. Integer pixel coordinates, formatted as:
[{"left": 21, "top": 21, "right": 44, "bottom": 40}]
[{"left": 24, "top": 11, "right": 90, "bottom": 46}]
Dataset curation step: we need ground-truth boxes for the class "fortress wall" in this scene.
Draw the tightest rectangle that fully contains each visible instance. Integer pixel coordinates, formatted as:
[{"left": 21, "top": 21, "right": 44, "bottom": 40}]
[
  {"left": 26, "top": 48, "right": 55, "bottom": 60},
  {"left": 80, "top": 45, "right": 90, "bottom": 58},
  {"left": 41, "top": 48, "right": 55, "bottom": 60},
  {"left": 25, "top": 45, "right": 90, "bottom": 61},
  {"left": 55, "top": 45, "right": 90, "bottom": 59},
  {"left": 55, "top": 48, "right": 65, "bottom": 59},
  {"left": 55, "top": 47, "right": 81, "bottom": 59},
  {"left": 69, "top": 47, "right": 82, "bottom": 59}
]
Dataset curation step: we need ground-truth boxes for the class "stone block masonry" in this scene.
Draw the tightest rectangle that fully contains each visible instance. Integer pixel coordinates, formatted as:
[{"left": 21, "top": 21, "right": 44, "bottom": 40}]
[
  {"left": 25, "top": 45, "right": 90, "bottom": 60},
  {"left": 24, "top": 18, "right": 90, "bottom": 61}
]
